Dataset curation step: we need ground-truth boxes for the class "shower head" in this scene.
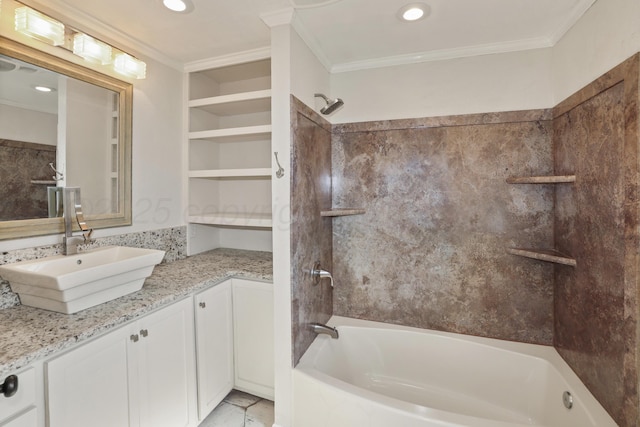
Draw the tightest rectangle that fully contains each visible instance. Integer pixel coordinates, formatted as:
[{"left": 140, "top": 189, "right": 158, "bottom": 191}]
[{"left": 314, "top": 93, "right": 344, "bottom": 115}]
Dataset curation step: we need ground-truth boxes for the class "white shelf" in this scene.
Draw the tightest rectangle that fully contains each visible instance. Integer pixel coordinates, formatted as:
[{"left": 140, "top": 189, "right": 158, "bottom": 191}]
[
  {"left": 506, "top": 175, "right": 576, "bottom": 184},
  {"left": 187, "top": 58, "right": 272, "bottom": 253},
  {"left": 188, "top": 213, "right": 272, "bottom": 228},
  {"left": 189, "top": 125, "right": 272, "bottom": 141},
  {"left": 189, "top": 168, "right": 272, "bottom": 179},
  {"left": 189, "top": 90, "right": 271, "bottom": 116}
]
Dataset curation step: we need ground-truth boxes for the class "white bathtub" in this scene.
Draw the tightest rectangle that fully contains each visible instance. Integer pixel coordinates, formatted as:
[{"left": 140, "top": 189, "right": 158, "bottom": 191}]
[{"left": 293, "top": 316, "right": 617, "bottom": 427}]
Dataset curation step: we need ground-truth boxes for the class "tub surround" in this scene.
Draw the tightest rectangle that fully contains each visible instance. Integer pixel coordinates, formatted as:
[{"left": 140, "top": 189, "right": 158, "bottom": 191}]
[
  {"left": 331, "top": 109, "right": 555, "bottom": 345},
  {"left": 319, "top": 54, "right": 640, "bottom": 427},
  {"left": 0, "top": 226, "right": 187, "bottom": 309},
  {"left": 0, "top": 247, "right": 272, "bottom": 377},
  {"left": 290, "top": 96, "right": 334, "bottom": 365},
  {"left": 553, "top": 54, "right": 640, "bottom": 427}
]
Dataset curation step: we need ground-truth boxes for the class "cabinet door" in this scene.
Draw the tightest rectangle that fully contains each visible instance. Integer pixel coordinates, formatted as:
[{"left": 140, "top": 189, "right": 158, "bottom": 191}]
[
  {"left": 194, "top": 281, "right": 234, "bottom": 421},
  {"left": 136, "top": 298, "right": 196, "bottom": 427},
  {"left": 46, "top": 326, "right": 132, "bottom": 427},
  {"left": 232, "top": 278, "right": 274, "bottom": 399},
  {"left": 0, "top": 367, "right": 38, "bottom": 425},
  {"left": 0, "top": 407, "right": 37, "bottom": 427}
]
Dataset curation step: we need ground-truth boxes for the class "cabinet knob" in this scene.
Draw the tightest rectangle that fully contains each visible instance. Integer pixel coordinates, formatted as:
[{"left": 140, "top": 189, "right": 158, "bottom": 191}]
[
  {"left": 0, "top": 375, "right": 18, "bottom": 398},
  {"left": 199, "top": 302, "right": 206, "bottom": 309},
  {"left": 130, "top": 334, "right": 139, "bottom": 343},
  {"left": 140, "top": 329, "right": 149, "bottom": 338}
]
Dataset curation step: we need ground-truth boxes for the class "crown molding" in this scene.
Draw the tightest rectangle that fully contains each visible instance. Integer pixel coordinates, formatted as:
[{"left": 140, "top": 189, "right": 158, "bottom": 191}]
[
  {"left": 330, "top": 36, "right": 555, "bottom": 73},
  {"left": 292, "top": 0, "right": 597, "bottom": 74},
  {"left": 184, "top": 47, "right": 271, "bottom": 72},
  {"left": 17, "top": 0, "right": 183, "bottom": 71},
  {"left": 547, "top": 0, "right": 598, "bottom": 45},
  {"left": 260, "top": 7, "right": 295, "bottom": 28}
]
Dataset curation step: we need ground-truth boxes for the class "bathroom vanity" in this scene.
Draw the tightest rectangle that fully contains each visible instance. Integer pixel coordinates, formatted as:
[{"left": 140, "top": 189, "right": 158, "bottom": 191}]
[{"left": 0, "top": 249, "right": 274, "bottom": 427}]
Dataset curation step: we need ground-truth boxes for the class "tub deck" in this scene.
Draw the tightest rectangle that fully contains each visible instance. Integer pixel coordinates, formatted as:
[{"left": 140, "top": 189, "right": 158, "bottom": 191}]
[{"left": 294, "top": 316, "right": 617, "bottom": 427}]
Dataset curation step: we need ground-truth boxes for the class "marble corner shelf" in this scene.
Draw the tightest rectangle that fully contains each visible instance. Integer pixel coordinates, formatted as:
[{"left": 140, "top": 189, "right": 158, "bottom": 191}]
[
  {"left": 320, "top": 209, "right": 365, "bottom": 217},
  {"left": 506, "top": 175, "right": 576, "bottom": 184},
  {"left": 507, "top": 248, "right": 576, "bottom": 267}
]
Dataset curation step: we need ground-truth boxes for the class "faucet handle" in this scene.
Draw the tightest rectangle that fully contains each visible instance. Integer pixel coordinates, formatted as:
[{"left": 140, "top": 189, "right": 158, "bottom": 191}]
[{"left": 311, "top": 262, "right": 334, "bottom": 288}]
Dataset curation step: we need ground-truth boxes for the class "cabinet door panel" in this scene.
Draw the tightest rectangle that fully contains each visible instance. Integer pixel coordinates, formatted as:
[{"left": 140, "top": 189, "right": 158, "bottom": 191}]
[
  {"left": 46, "top": 327, "right": 131, "bottom": 427},
  {"left": 137, "top": 298, "right": 195, "bottom": 427},
  {"left": 0, "top": 407, "right": 37, "bottom": 427},
  {"left": 0, "top": 368, "right": 36, "bottom": 423},
  {"left": 194, "top": 281, "right": 234, "bottom": 420},
  {"left": 232, "top": 279, "right": 274, "bottom": 399}
]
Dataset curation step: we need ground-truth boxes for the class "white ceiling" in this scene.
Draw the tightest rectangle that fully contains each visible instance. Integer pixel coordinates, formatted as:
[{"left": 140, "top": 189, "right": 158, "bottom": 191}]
[{"left": 21, "top": 0, "right": 596, "bottom": 72}]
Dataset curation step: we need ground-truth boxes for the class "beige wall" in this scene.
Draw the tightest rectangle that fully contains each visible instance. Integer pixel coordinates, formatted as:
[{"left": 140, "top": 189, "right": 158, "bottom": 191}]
[
  {"left": 331, "top": 48, "right": 553, "bottom": 123},
  {"left": 552, "top": 0, "right": 640, "bottom": 103}
]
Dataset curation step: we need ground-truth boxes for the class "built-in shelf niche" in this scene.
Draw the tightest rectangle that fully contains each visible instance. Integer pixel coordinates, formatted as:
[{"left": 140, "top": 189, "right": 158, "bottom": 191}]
[
  {"left": 507, "top": 173, "right": 576, "bottom": 267},
  {"left": 187, "top": 57, "right": 272, "bottom": 254}
]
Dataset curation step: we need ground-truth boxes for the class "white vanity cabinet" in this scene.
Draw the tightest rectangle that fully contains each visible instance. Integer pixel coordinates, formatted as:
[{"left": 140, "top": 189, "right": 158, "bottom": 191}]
[
  {"left": 0, "top": 366, "right": 42, "bottom": 427},
  {"left": 46, "top": 297, "right": 197, "bottom": 427},
  {"left": 232, "top": 278, "right": 274, "bottom": 399},
  {"left": 194, "top": 280, "right": 234, "bottom": 421},
  {"left": 193, "top": 278, "right": 274, "bottom": 421}
]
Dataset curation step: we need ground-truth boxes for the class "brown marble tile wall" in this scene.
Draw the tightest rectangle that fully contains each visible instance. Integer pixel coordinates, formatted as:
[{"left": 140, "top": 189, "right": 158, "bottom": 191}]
[
  {"left": 331, "top": 111, "right": 555, "bottom": 344},
  {"left": 553, "top": 54, "right": 639, "bottom": 427},
  {"left": 0, "top": 139, "right": 56, "bottom": 221},
  {"left": 290, "top": 96, "right": 334, "bottom": 365}
]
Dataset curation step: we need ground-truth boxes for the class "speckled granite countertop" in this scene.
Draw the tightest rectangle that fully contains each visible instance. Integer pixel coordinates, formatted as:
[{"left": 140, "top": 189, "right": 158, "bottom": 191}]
[{"left": 0, "top": 248, "right": 272, "bottom": 377}]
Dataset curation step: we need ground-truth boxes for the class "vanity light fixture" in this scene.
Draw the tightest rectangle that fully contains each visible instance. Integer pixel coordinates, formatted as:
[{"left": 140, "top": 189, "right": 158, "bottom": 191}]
[
  {"left": 73, "top": 33, "right": 112, "bottom": 65},
  {"left": 397, "top": 3, "right": 431, "bottom": 22},
  {"left": 15, "top": 6, "right": 65, "bottom": 46},
  {"left": 114, "top": 52, "right": 147, "bottom": 79},
  {"left": 14, "top": 5, "right": 147, "bottom": 79},
  {"left": 162, "top": 0, "right": 194, "bottom": 13}
]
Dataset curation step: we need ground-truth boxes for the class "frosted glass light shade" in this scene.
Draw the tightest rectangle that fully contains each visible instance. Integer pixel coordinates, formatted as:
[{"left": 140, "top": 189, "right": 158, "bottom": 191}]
[
  {"left": 73, "top": 33, "right": 112, "bottom": 64},
  {"left": 114, "top": 53, "right": 147, "bottom": 79},
  {"left": 15, "top": 6, "right": 65, "bottom": 46}
]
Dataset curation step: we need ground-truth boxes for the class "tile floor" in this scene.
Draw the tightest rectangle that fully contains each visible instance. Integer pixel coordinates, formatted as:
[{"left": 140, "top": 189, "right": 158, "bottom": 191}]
[{"left": 199, "top": 390, "right": 274, "bottom": 427}]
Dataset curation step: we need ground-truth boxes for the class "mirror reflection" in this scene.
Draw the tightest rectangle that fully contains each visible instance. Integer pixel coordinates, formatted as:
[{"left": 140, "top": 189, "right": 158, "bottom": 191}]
[
  {"left": 0, "top": 54, "right": 120, "bottom": 221},
  {"left": 0, "top": 36, "right": 132, "bottom": 240}
]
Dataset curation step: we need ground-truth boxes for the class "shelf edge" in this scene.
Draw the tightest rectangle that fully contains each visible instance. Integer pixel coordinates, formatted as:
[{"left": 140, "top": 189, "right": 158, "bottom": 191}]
[
  {"left": 320, "top": 209, "right": 365, "bottom": 217},
  {"left": 189, "top": 124, "right": 272, "bottom": 140},
  {"left": 507, "top": 248, "right": 576, "bottom": 267},
  {"left": 188, "top": 168, "right": 272, "bottom": 178},
  {"left": 189, "top": 89, "right": 272, "bottom": 108},
  {"left": 506, "top": 175, "right": 576, "bottom": 184}
]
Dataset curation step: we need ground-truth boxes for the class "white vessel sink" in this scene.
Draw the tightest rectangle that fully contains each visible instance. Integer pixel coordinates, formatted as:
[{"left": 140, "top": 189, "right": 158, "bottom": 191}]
[{"left": 0, "top": 246, "right": 165, "bottom": 314}]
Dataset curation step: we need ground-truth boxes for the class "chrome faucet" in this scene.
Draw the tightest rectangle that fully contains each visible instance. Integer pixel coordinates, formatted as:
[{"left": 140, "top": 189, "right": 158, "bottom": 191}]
[
  {"left": 310, "top": 323, "right": 339, "bottom": 339},
  {"left": 62, "top": 187, "right": 93, "bottom": 256}
]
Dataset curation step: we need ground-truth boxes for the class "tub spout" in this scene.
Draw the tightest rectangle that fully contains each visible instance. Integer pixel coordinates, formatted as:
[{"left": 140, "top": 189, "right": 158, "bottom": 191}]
[{"left": 310, "top": 323, "right": 339, "bottom": 339}]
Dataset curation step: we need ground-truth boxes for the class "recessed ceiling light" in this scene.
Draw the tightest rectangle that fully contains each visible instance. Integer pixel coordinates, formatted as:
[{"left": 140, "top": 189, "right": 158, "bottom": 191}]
[
  {"left": 162, "top": 0, "right": 194, "bottom": 13},
  {"left": 398, "top": 3, "right": 431, "bottom": 22},
  {"left": 34, "top": 85, "right": 55, "bottom": 92}
]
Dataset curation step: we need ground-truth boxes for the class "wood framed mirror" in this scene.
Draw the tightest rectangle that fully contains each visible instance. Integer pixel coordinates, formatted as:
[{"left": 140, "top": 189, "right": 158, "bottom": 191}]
[{"left": 0, "top": 36, "right": 132, "bottom": 240}]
